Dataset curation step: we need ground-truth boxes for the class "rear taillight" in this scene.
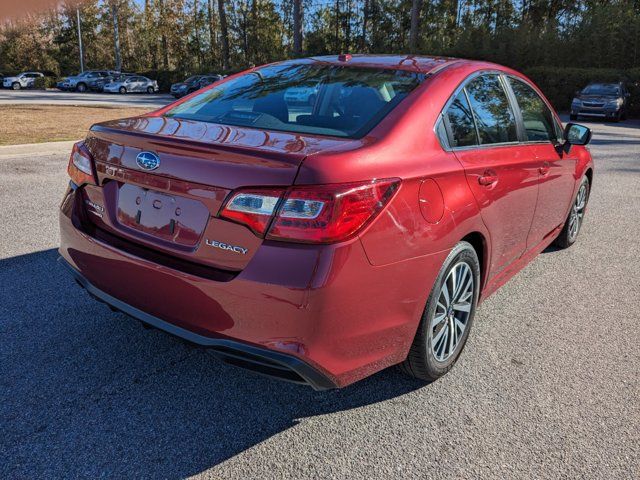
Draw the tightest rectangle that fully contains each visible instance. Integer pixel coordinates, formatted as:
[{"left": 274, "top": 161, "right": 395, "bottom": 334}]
[
  {"left": 220, "top": 179, "right": 400, "bottom": 244},
  {"left": 67, "top": 141, "right": 97, "bottom": 186},
  {"left": 220, "top": 188, "right": 284, "bottom": 235}
]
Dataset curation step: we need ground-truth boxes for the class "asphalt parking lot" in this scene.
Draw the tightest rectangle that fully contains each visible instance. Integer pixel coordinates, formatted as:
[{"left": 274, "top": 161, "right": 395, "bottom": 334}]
[
  {"left": 1, "top": 119, "right": 639, "bottom": 479},
  {"left": 0, "top": 88, "right": 174, "bottom": 108}
]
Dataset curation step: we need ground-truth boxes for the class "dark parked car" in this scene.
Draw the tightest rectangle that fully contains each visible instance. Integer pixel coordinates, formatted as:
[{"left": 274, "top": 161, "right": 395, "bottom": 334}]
[
  {"left": 170, "top": 74, "right": 223, "bottom": 98},
  {"left": 571, "top": 82, "right": 630, "bottom": 121},
  {"left": 60, "top": 55, "right": 593, "bottom": 389},
  {"left": 88, "top": 72, "right": 135, "bottom": 92}
]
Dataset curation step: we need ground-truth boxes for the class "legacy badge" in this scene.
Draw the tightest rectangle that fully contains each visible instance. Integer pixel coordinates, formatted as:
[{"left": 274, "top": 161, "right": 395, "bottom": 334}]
[{"left": 205, "top": 239, "right": 248, "bottom": 255}]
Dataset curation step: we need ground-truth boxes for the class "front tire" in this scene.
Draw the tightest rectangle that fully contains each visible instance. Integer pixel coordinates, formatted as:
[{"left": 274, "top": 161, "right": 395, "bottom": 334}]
[
  {"left": 119, "top": 87, "right": 126, "bottom": 94},
  {"left": 399, "top": 241, "right": 480, "bottom": 381},
  {"left": 12, "top": 82, "right": 20, "bottom": 90},
  {"left": 76, "top": 82, "right": 87, "bottom": 93},
  {"left": 554, "top": 176, "right": 590, "bottom": 249},
  {"left": 147, "top": 86, "right": 154, "bottom": 94}
]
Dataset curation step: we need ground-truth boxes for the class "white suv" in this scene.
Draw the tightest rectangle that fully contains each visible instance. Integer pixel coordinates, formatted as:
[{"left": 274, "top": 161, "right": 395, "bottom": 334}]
[{"left": 3, "top": 72, "right": 44, "bottom": 90}]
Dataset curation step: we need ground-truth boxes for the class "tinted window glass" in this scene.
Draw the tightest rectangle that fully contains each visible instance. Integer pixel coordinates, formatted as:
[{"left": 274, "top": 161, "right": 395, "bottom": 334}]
[
  {"left": 510, "top": 78, "right": 558, "bottom": 142},
  {"left": 444, "top": 90, "right": 477, "bottom": 147},
  {"left": 465, "top": 75, "right": 518, "bottom": 145},
  {"left": 165, "top": 64, "right": 424, "bottom": 138}
]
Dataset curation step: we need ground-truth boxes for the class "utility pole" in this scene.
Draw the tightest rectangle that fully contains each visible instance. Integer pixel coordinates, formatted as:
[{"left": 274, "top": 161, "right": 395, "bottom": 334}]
[
  {"left": 111, "top": 2, "right": 122, "bottom": 72},
  {"left": 217, "top": 0, "right": 230, "bottom": 70},
  {"left": 409, "top": 0, "right": 423, "bottom": 52},
  {"left": 76, "top": 8, "right": 84, "bottom": 72},
  {"left": 293, "top": 0, "right": 303, "bottom": 55}
]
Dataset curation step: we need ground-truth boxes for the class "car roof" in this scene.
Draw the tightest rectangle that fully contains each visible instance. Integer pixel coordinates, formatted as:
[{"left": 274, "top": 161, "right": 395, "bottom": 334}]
[{"left": 291, "top": 54, "right": 468, "bottom": 74}]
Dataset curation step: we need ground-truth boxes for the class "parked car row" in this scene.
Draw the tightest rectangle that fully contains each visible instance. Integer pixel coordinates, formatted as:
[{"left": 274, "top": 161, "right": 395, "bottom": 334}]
[
  {"left": 1, "top": 69, "right": 225, "bottom": 97},
  {"left": 56, "top": 70, "right": 159, "bottom": 94}
]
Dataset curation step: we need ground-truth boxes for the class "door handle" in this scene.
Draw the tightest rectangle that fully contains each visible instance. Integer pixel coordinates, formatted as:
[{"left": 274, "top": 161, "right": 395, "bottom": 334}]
[
  {"left": 478, "top": 170, "right": 498, "bottom": 186},
  {"left": 539, "top": 162, "right": 550, "bottom": 176}
]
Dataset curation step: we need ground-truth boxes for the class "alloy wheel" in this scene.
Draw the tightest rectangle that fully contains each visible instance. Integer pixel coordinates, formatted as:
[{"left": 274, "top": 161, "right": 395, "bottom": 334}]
[
  {"left": 430, "top": 261, "right": 474, "bottom": 362},
  {"left": 568, "top": 183, "right": 588, "bottom": 242}
]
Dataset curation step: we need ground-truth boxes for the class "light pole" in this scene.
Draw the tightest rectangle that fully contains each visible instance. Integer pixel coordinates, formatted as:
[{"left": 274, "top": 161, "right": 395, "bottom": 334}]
[{"left": 76, "top": 8, "right": 85, "bottom": 72}]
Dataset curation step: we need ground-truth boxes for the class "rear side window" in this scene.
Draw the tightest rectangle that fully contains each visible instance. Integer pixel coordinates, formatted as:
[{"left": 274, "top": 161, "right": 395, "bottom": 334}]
[
  {"left": 509, "top": 78, "right": 558, "bottom": 142},
  {"left": 444, "top": 90, "right": 477, "bottom": 147},
  {"left": 465, "top": 74, "right": 518, "bottom": 145}
]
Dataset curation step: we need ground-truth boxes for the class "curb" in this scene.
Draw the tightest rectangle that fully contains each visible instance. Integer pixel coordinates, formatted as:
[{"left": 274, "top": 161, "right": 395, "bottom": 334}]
[{"left": 0, "top": 140, "right": 77, "bottom": 159}]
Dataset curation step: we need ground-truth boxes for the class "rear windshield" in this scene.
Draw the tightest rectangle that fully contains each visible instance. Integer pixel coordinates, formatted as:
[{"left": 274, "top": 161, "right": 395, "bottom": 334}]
[{"left": 165, "top": 64, "right": 425, "bottom": 138}]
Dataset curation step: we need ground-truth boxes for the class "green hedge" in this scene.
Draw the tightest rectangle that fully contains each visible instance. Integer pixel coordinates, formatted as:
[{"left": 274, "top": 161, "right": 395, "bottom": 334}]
[
  {"left": 525, "top": 66, "right": 640, "bottom": 117},
  {"left": 33, "top": 76, "right": 59, "bottom": 89}
]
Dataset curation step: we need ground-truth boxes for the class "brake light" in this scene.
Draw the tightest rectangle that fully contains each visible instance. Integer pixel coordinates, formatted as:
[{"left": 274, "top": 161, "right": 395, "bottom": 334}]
[
  {"left": 220, "top": 179, "right": 400, "bottom": 243},
  {"left": 67, "top": 141, "right": 97, "bottom": 186}
]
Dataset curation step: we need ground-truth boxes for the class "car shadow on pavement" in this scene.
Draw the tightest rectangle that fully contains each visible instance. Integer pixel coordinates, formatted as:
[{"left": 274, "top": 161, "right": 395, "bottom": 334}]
[{"left": 1, "top": 249, "right": 424, "bottom": 478}]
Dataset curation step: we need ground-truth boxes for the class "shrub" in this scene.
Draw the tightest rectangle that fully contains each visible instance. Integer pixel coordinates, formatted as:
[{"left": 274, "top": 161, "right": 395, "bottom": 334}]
[{"left": 32, "top": 76, "right": 59, "bottom": 89}]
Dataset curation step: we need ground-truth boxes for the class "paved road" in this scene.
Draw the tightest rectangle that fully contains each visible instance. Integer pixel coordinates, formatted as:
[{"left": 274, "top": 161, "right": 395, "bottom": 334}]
[
  {"left": 1, "top": 120, "right": 639, "bottom": 479},
  {"left": 0, "top": 88, "right": 174, "bottom": 108}
]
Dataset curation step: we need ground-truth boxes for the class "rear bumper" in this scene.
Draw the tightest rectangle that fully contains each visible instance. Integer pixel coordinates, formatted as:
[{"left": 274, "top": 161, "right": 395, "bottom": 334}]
[
  {"left": 59, "top": 185, "right": 442, "bottom": 387},
  {"left": 59, "top": 256, "right": 336, "bottom": 390}
]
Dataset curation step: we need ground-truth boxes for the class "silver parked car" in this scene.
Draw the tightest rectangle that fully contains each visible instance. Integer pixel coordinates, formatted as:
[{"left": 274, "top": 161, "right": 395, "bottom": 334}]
[
  {"left": 3, "top": 71, "right": 44, "bottom": 90},
  {"left": 103, "top": 75, "right": 159, "bottom": 94},
  {"left": 58, "top": 70, "right": 113, "bottom": 92}
]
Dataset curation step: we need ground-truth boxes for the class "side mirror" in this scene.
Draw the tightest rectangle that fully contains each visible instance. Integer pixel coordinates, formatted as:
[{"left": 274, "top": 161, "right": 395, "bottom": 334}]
[{"left": 564, "top": 123, "right": 592, "bottom": 146}]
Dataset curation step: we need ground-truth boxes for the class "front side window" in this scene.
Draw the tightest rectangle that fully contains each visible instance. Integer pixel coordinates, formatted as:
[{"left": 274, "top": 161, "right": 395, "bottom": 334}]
[
  {"left": 165, "top": 63, "right": 424, "bottom": 138},
  {"left": 465, "top": 74, "right": 518, "bottom": 145},
  {"left": 444, "top": 90, "right": 477, "bottom": 147},
  {"left": 509, "top": 78, "right": 558, "bottom": 142}
]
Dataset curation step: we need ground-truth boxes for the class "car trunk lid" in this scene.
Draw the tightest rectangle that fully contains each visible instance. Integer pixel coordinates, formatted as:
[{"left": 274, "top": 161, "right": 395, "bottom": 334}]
[{"left": 80, "top": 116, "right": 362, "bottom": 272}]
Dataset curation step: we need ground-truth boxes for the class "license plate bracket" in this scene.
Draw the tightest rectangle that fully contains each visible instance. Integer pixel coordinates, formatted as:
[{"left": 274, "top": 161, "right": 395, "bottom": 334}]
[{"left": 116, "top": 183, "right": 209, "bottom": 247}]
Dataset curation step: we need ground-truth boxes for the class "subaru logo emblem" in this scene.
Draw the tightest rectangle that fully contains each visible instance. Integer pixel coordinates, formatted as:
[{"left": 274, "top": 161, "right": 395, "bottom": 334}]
[{"left": 136, "top": 151, "right": 160, "bottom": 171}]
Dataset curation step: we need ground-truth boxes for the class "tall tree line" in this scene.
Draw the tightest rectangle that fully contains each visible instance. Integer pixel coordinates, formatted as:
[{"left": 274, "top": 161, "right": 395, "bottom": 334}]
[{"left": 1, "top": 0, "right": 640, "bottom": 76}]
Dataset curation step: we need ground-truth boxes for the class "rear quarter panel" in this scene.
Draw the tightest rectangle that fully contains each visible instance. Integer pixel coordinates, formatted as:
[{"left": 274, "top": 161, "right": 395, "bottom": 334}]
[{"left": 296, "top": 64, "right": 492, "bottom": 289}]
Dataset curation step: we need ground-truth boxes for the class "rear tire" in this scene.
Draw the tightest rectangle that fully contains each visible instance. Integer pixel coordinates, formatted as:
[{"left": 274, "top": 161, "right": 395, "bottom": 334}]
[
  {"left": 399, "top": 241, "right": 480, "bottom": 381},
  {"left": 147, "top": 86, "right": 154, "bottom": 94},
  {"left": 119, "top": 87, "right": 126, "bottom": 94},
  {"left": 554, "top": 176, "right": 590, "bottom": 249},
  {"left": 12, "top": 82, "right": 20, "bottom": 90}
]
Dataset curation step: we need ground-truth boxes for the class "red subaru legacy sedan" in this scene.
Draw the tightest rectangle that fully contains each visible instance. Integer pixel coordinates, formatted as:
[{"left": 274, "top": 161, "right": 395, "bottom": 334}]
[{"left": 59, "top": 55, "right": 593, "bottom": 389}]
